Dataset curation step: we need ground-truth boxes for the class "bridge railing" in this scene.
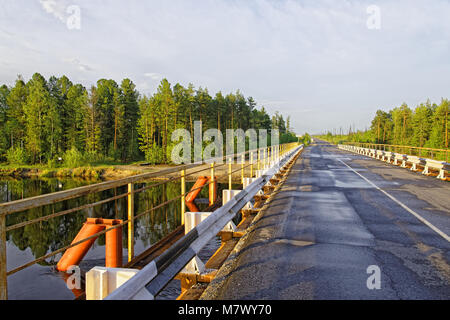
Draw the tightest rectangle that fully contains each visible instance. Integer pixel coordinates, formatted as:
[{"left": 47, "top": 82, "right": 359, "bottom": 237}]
[
  {"left": 338, "top": 144, "right": 449, "bottom": 180},
  {"left": 343, "top": 142, "right": 449, "bottom": 163},
  {"left": 104, "top": 144, "right": 304, "bottom": 300},
  {"left": 0, "top": 142, "right": 299, "bottom": 300}
]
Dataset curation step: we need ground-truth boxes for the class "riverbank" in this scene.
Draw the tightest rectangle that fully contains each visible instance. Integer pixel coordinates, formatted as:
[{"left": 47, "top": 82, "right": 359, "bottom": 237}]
[
  {"left": 0, "top": 165, "right": 152, "bottom": 180},
  {"left": 0, "top": 162, "right": 254, "bottom": 182}
]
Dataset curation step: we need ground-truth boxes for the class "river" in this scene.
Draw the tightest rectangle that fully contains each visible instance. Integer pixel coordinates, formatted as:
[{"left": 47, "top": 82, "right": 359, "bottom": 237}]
[{"left": 1, "top": 176, "right": 227, "bottom": 300}]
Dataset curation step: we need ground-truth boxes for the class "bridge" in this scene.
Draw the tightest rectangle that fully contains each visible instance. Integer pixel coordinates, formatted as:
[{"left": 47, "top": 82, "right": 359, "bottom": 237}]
[{"left": 1, "top": 141, "right": 449, "bottom": 300}]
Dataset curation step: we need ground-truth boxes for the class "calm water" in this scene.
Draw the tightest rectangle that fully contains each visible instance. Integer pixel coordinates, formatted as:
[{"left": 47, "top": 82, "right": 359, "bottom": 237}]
[{"left": 1, "top": 177, "right": 227, "bottom": 300}]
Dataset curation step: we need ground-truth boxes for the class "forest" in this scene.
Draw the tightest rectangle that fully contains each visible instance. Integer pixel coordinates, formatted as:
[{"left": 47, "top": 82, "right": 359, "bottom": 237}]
[
  {"left": 318, "top": 99, "right": 449, "bottom": 150},
  {"left": 0, "top": 73, "right": 299, "bottom": 166}
]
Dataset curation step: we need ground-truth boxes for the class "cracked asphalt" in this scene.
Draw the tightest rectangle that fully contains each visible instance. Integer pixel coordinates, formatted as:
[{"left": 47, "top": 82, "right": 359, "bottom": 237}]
[{"left": 201, "top": 140, "right": 450, "bottom": 300}]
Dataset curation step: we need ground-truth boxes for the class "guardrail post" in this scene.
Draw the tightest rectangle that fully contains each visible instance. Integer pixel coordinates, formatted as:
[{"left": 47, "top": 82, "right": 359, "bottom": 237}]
[
  {"left": 264, "top": 148, "right": 267, "bottom": 168},
  {"left": 210, "top": 163, "right": 215, "bottom": 206},
  {"left": 271, "top": 146, "right": 274, "bottom": 163},
  {"left": 257, "top": 149, "right": 260, "bottom": 171},
  {"left": 0, "top": 214, "right": 7, "bottom": 300},
  {"left": 228, "top": 157, "right": 232, "bottom": 190},
  {"left": 250, "top": 151, "right": 254, "bottom": 178},
  {"left": 127, "top": 183, "right": 134, "bottom": 262},
  {"left": 181, "top": 169, "right": 186, "bottom": 225},
  {"left": 241, "top": 154, "right": 245, "bottom": 184}
]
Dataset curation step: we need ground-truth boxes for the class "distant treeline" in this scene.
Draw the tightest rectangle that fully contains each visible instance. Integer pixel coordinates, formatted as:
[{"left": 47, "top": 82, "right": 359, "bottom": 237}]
[
  {"left": 318, "top": 99, "right": 449, "bottom": 149},
  {"left": 0, "top": 73, "right": 299, "bottom": 166}
]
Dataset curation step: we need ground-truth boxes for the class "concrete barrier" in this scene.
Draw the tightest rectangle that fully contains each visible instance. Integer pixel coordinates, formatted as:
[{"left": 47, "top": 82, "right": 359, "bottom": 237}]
[
  {"left": 407, "top": 156, "right": 426, "bottom": 172},
  {"left": 383, "top": 151, "right": 393, "bottom": 163},
  {"left": 423, "top": 159, "right": 450, "bottom": 180},
  {"left": 86, "top": 267, "right": 145, "bottom": 300},
  {"left": 375, "top": 150, "right": 384, "bottom": 160},
  {"left": 338, "top": 144, "right": 448, "bottom": 180},
  {"left": 393, "top": 153, "right": 408, "bottom": 167}
]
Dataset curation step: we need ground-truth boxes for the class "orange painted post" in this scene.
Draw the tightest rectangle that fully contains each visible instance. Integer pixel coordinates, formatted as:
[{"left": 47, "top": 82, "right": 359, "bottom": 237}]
[
  {"left": 127, "top": 183, "right": 134, "bottom": 262},
  {"left": 105, "top": 220, "right": 123, "bottom": 268},
  {"left": 57, "top": 220, "right": 105, "bottom": 272},
  {"left": 0, "top": 215, "right": 7, "bottom": 300}
]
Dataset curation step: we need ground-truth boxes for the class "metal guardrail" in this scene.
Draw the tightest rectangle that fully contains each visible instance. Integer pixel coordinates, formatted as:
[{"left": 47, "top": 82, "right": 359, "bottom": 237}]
[
  {"left": 105, "top": 145, "right": 303, "bottom": 300},
  {"left": 0, "top": 142, "right": 299, "bottom": 300},
  {"left": 338, "top": 144, "right": 449, "bottom": 180}
]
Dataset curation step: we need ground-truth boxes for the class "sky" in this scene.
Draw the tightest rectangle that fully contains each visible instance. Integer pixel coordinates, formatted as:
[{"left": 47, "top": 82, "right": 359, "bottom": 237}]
[{"left": 1, "top": 0, "right": 450, "bottom": 134}]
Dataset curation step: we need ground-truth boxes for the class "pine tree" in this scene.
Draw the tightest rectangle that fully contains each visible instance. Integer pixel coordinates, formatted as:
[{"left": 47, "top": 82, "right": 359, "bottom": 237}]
[
  {"left": 85, "top": 86, "right": 101, "bottom": 154},
  {"left": 370, "top": 110, "right": 392, "bottom": 144},
  {"left": 411, "top": 102, "right": 432, "bottom": 147},
  {"left": 96, "top": 79, "right": 119, "bottom": 156},
  {"left": 391, "top": 103, "right": 412, "bottom": 145},
  {"left": 119, "top": 79, "right": 139, "bottom": 161},
  {"left": 427, "top": 99, "right": 449, "bottom": 149},
  {"left": 23, "top": 73, "right": 52, "bottom": 163},
  {"left": 6, "top": 77, "right": 27, "bottom": 150},
  {"left": 66, "top": 84, "right": 89, "bottom": 152},
  {"left": 0, "top": 85, "right": 10, "bottom": 159}
]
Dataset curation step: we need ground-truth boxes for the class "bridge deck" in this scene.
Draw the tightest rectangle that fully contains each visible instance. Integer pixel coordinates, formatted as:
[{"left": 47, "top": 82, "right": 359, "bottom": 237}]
[{"left": 200, "top": 141, "right": 450, "bottom": 299}]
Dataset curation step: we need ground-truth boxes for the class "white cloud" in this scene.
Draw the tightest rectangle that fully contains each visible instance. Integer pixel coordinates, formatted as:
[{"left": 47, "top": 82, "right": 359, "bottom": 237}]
[
  {"left": 144, "top": 73, "right": 162, "bottom": 80},
  {"left": 39, "top": 0, "right": 68, "bottom": 23},
  {"left": 63, "top": 58, "right": 93, "bottom": 72}
]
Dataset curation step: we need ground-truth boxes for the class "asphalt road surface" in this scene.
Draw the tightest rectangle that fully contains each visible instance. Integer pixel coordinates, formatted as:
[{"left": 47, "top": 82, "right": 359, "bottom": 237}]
[{"left": 201, "top": 140, "right": 450, "bottom": 300}]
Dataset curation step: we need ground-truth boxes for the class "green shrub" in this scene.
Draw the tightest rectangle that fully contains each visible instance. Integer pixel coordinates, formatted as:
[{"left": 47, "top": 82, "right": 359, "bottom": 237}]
[
  {"left": 83, "top": 151, "right": 104, "bottom": 164},
  {"left": 63, "top": 147, "right": 85, "bottom": 168},
  {"left": 6, "top": 147, "right": 28, "bottom": 165},
  {"left": 145, "top": 145, "right": 165, "bottom": 164},
  {"left": 47, "top": 157, "right": 61, "bottom": 168}
]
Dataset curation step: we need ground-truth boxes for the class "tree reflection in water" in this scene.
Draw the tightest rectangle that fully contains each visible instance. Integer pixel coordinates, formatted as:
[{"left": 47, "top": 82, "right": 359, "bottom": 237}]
[{"left": 1, "top": 177, "right": 222, "bottom": 266}]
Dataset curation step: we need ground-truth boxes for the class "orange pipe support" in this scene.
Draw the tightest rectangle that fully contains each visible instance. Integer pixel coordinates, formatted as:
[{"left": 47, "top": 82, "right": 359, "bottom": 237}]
[
  {"left": 185, "top": 176, "right": 217, "bottom": 211},
  {"left": 186, "top": 201, "right": 200, "bottom": 213},
  {"left": 56, "top": 222, "right": 105, "bottom": 272},
  {"left": 105, "top": 220, "right": 123, "bottom": 268},
  {"left": 185, "top": 176, "right": 208, "bottom": 203},
  {"left": 57, "top": 218, "right": 124, "bottom": 272}
]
